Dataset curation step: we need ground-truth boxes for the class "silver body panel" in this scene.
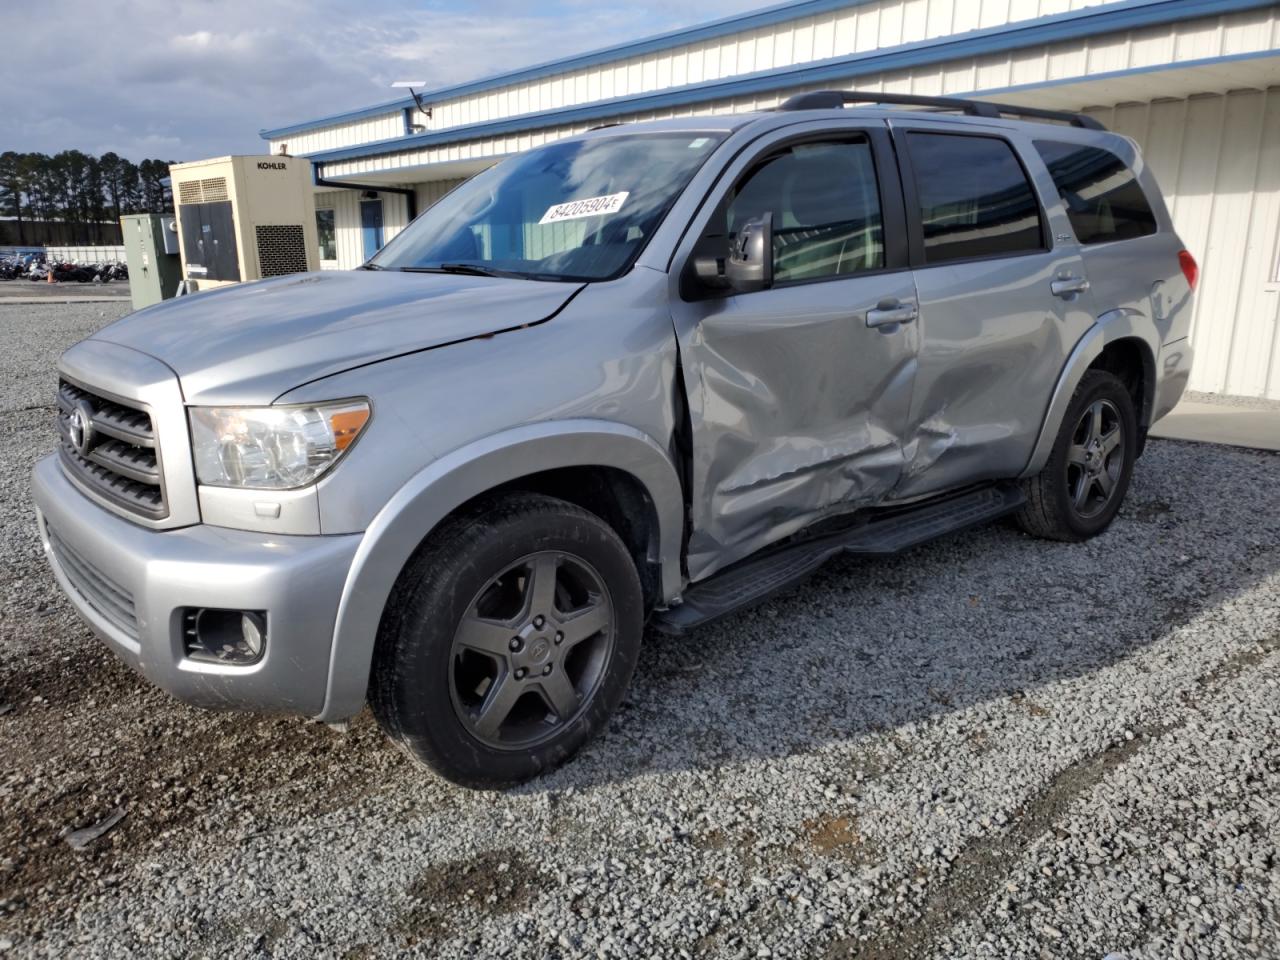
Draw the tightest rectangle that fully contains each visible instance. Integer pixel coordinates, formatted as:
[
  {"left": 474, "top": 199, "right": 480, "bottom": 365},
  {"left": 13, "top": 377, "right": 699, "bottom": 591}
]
[
  {"left": 33, "top": 107, "right": 1194, "bottom": 720},
  {"left": 93, "top": 269, "right": 583, "bottom": 405},
  {"left": 669, "top": 118, "right": 922, "bottom": 580},
  {"left": 887, "top": 118, "right": 1101, "bottom": 500}
]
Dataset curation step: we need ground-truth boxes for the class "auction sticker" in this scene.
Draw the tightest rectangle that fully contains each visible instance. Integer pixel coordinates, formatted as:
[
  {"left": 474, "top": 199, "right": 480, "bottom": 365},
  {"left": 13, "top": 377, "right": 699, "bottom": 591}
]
[{"left": 539, "top": 191, "right": 629, "bottom": 225}]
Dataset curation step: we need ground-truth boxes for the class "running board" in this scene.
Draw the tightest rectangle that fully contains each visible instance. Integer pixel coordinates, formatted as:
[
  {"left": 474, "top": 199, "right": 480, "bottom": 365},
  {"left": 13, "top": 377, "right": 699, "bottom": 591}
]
[{"left": 652, "top": 485, "right": 1025, "bottom": 635}]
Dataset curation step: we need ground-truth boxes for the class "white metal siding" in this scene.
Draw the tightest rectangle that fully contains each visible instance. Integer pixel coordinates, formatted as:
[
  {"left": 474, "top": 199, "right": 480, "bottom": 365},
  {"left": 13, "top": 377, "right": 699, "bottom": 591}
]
[
  {"left": 316, "top": 181, "right": 466, "bottom": 270},
  {"left": 1089, "top": 89, "right": 1280, "bottom": 400},
  {"left": 314, "top": 191, "right": 359, "bottom": 268},
  {"left": 313, "top": 190, "right": 407, "bottom": 268},
  {"left": 411, "top": 0, "right": 1119, "bottom": 133},
  {"left": 280, "top": 0, "right": 1125, "bottom": 153},
  {"left": 322, "top": 8, "right": 1280, "bottom": 179},
  {"left": 415, "top": 178, "right": 467, "bottom": 210},
  {"left": 269, "top": 112, "right": 403, "bottom": 158}
]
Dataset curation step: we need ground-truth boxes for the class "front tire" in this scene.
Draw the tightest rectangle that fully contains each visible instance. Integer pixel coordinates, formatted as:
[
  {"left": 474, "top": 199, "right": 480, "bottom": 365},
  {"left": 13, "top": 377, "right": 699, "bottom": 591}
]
[
  {"left": 1016, "top": 369, "right": 1137, "bottom": 542},
  {"left": 369, "top": 493, "right": 644, "bottom": 788}
]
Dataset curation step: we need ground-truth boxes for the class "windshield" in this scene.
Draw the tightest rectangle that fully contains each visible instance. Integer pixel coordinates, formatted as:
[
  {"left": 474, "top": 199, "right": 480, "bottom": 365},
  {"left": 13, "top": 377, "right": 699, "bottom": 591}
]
[{"left": 369, "top": 131, "right": 726, "bottom": 281}]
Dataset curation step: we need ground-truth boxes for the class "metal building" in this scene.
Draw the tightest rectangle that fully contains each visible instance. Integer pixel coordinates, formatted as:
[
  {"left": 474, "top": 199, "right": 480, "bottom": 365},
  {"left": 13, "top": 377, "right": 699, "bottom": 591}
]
[{"left": 260, "top": 0, "right": 1280, "bottom": 399}]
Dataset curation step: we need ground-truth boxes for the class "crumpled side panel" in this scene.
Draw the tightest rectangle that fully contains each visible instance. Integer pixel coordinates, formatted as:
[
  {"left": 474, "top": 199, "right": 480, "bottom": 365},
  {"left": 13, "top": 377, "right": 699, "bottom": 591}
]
[
  {"left": 680, "top": 277, "right": 920, "bottom": 582},
  {"left": 890, "top": 249, "right": 1094, "bottom": 501}
]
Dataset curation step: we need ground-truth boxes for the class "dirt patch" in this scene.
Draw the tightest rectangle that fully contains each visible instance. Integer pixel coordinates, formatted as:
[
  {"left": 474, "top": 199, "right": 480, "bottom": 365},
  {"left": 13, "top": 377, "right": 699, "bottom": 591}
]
[
  {"left": 798, "top": 813, "right": 878, "bottom": 871},
  {"left": 1129, "top": 498, "right": 1174, "bottom": 523},
  {"left": 0, "top": 629, "right": 406, "bottom": 940},
  {"left": 1010, "top": 691, "right": 1053, "bottom": 718},
  {"left": 398, "top": 848, "right": 537, "bottom": 944},
  {"left": 805, "top": 815, "right": 862, "bottom": 855}
]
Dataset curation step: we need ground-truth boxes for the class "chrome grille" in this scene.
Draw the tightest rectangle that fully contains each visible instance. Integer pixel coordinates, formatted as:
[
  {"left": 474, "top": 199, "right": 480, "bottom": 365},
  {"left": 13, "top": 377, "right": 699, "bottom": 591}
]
[
  {"left": 56, "top": 380, "right": 167, "bottom": 520},
  {"left": 45, "top": 522, "right": 140, "bottom": 640}
]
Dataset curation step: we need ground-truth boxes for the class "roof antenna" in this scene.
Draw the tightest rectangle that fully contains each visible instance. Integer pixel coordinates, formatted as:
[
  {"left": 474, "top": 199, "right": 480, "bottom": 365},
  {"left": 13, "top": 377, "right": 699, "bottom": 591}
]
[{"left": 392, "top": 80, "right": 432, "bottom": 120}]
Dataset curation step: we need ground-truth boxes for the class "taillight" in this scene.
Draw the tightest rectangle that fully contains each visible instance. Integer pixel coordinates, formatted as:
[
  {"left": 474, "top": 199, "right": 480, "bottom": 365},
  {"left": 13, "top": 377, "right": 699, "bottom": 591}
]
[{"left": 1178, "top": 250, "right": 1199, "bottom": 291}]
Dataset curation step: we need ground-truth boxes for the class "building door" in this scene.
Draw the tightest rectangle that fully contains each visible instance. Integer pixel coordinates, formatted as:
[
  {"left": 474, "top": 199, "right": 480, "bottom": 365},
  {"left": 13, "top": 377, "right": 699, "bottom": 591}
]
[
  {"left": 670, "top": 125, "right": 919, "bottom": 580},
  {"left": 360, "top": 198, "right": 384, "bottom": 261}
]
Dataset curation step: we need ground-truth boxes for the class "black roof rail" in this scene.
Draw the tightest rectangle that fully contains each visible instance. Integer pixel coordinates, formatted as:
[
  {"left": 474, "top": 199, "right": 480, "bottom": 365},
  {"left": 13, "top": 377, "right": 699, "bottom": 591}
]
[{"left": 778, "top": 89, "right": 1106, "bottom": 130}]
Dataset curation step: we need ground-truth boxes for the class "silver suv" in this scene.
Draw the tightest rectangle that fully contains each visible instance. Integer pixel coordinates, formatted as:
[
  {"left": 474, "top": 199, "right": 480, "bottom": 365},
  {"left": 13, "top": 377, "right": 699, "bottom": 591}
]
[{"left": 32, "top": 92, "right": 1196, "bottom": 787}]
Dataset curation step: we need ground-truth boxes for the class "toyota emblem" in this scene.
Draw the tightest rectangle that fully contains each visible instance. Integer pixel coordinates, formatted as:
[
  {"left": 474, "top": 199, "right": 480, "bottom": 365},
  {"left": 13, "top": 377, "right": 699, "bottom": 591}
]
[{"left": 68, "top": 400, "right": 95, "bottom": 456}]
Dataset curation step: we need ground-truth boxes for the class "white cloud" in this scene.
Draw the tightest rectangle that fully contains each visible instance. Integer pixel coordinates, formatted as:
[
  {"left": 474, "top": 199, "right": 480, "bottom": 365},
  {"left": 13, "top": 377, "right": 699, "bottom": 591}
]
[{"left": 2, "top": 0, "right": 780, "bottom": 160}]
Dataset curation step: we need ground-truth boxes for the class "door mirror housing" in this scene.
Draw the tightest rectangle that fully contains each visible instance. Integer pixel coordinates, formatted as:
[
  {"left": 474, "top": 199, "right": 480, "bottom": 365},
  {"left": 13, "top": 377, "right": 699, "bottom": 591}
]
[{"left": 692, "top": 213, "right": 774, "bottom": 294}]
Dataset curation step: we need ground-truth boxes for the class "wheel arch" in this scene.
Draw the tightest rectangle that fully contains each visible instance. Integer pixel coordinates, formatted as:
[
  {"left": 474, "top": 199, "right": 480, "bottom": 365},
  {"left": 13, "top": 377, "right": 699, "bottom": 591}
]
[
  {"left": 1086, "top": 335, "right": 1156, "bottom": 442},
  {"left": 317, "top": 420, "right": 684, "bottom": 722},
  {"left": 481, "top": 465, "right": 666, "bottom": 612},
  {"left": 1022, "top": 310, "right": 1159, "bottom": 479}
]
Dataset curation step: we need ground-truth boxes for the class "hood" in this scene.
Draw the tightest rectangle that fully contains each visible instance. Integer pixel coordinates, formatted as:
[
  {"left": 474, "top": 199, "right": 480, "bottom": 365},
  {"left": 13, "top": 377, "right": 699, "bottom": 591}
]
[{"left": 93, "top": 270, "right": 584, "bottom": 404}]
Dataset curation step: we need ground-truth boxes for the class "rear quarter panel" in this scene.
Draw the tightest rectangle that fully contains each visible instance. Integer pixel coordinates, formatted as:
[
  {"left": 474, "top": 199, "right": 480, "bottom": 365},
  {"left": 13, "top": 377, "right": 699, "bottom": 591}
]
[{"left": 1091, "top": 134, "right": 1193, "bottom": 347}]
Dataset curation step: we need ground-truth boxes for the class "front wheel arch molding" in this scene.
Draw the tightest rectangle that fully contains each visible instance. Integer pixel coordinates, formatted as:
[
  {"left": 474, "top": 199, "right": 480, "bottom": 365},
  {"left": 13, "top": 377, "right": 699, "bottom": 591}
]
[
  {"left": 1021, "top": 310, "right": 1158, "bottom": 480},
  {"left": 316, "top": 420, "right": 684, "bottom": 722}
]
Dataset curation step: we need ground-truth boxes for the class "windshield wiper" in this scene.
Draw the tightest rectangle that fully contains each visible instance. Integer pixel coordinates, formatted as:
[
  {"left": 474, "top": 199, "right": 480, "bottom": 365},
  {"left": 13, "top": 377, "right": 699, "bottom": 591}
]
[
  {"left": 400, "top": 263, "right": 514, "bottom": 278},
  {"left": 358, "top": 262, "right": 384, "bottom": 270},
  {"left": 397, "top": 263, "right": 577, "bottom": 282}
]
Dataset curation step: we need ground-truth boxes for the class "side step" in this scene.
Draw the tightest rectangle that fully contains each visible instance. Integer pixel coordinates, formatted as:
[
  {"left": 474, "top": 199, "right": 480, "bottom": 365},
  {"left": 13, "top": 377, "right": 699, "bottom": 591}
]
[{"left": 652, "top": 485, "right": 1025, "bottom": 635}]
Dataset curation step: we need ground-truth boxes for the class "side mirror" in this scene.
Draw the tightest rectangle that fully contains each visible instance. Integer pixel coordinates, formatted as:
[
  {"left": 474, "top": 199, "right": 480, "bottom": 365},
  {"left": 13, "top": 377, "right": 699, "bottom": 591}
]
[{"left": 692, "top": 212, "right": 774, "bottom": 294}]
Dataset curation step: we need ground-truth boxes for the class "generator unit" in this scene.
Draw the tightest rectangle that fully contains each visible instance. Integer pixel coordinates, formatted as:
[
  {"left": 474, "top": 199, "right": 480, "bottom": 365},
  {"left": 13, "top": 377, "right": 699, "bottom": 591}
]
[{"left": 170, "top": 155, "right": 319, "bottom": 290}]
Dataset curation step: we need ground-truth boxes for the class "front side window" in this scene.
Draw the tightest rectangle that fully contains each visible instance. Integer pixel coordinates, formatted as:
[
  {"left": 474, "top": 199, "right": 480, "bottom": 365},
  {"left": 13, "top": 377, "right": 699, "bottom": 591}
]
[
  {"left": 1035, "top": 140, "right": 1157, "bottom": 245},
  {"left": 699, "top": 139, "right": 885, "bottom": 285},
  {"left": 315, "top": 208, "right": 336, "bottom": 261},
  {"left": 370, "top": 132, "right": 725, "bottom": 281},
  {"left": 908, "top": 133, "right": 1044, "bottom": 264}
]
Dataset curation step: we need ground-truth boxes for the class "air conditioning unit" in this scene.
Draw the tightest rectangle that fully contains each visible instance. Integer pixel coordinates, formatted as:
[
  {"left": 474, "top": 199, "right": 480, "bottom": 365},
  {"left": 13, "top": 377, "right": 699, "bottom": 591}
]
[{"left": 170, "top": 155, "right": 319, "bottom": 291}]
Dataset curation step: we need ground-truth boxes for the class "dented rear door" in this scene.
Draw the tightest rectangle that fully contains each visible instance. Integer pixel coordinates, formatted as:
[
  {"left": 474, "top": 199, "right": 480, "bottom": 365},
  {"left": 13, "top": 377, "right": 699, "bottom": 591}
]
[
  {"left": 889, "top": 122, "right": 1096, "bottom": 500},
  {"left": 669, "top": 121, "right": 919, "bottom": 581}
]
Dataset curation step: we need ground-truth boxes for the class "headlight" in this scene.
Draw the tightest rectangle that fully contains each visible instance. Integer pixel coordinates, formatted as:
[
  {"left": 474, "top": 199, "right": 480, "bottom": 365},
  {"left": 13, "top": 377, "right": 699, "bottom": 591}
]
[{"left": 189, "top": 400, "right": 370, "bottom": 489}]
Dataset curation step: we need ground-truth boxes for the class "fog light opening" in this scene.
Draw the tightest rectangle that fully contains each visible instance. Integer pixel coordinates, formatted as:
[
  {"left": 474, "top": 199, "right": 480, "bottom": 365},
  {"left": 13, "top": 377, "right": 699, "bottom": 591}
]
[{"left": 183, "top": 608, "right": 267, "bottom": 665}]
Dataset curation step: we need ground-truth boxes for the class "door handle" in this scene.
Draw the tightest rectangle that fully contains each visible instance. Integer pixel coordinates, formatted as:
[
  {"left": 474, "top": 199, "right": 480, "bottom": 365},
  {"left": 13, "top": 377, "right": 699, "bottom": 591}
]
[
  {"left": 866, "top": 301, "right": 919, "bottom": 328},
  {"left": 1050, "top": 276, "right": 1090, "bottom": 298}
]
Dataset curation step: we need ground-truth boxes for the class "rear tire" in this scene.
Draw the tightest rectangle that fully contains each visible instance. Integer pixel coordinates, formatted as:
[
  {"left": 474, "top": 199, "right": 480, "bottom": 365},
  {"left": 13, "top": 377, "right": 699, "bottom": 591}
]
[
  {"left": 369, "top": 492, "right": 643, "bottom": 789},
  {"left": 1017, "top": 369, "right": 1137, "bottom": 542}
]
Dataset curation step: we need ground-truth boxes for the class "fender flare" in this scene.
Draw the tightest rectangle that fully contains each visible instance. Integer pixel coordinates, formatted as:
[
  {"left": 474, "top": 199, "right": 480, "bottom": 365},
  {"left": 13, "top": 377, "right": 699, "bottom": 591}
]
[
  {"left": 1020, "top": 309, "right": 1159, "bottom": 479},
  {"left": 317, "top": 419, "right": 684, "bottom": 721}
]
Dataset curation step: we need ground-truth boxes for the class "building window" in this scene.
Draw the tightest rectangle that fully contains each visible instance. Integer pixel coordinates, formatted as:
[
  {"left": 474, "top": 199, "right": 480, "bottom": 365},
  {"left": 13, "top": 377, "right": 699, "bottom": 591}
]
[
  {"left": 1034, "top": 141, "right": 1157, "bottom": 246},
  {"left": 907, "top": 133, "right": 1045, "bottom": 265},
  {"left": 315, "top": 208, "right": 336, "bottom": 261}
]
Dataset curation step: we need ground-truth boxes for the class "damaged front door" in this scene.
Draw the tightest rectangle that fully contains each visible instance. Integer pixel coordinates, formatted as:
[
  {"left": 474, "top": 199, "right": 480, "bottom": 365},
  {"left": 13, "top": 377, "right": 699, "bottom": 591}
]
[{"left": 671, "top": 125, "right": 919, "bottom": 581}]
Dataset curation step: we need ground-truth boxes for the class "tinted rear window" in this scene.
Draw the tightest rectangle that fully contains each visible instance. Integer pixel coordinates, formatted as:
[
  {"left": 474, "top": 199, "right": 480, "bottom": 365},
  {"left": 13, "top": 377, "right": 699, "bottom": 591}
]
[
  {"left": 1034, "top": 140, "right": 1157, "bottom": 245},
  {"left": 907, "top": 133, "right": 1045, "bottom": 264}
]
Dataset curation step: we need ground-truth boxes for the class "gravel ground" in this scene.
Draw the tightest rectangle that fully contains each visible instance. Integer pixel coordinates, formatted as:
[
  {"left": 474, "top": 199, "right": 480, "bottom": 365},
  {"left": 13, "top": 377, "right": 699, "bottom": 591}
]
[{"left": 1, "top": 301, "right": 1278, "bottom": 960}]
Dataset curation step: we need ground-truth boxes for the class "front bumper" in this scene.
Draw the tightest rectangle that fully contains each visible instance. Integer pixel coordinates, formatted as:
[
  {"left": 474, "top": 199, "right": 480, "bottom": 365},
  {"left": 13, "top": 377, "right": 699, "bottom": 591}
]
[{"left": 31, "top": 454, "right": 362, "bottom": 716}]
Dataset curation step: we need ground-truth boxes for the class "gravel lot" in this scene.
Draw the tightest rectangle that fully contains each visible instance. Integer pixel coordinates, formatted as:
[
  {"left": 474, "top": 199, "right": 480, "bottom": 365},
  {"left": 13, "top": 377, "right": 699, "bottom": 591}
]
[{"left": 1, "top": 301, "right": 1278, "bottom": 960}]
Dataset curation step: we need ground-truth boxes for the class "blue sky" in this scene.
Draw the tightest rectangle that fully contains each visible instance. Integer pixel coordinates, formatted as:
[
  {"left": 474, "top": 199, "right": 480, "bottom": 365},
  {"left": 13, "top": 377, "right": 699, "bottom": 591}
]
[{"left": 3, "top": 0, "right": 780, "bottom": 162}]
